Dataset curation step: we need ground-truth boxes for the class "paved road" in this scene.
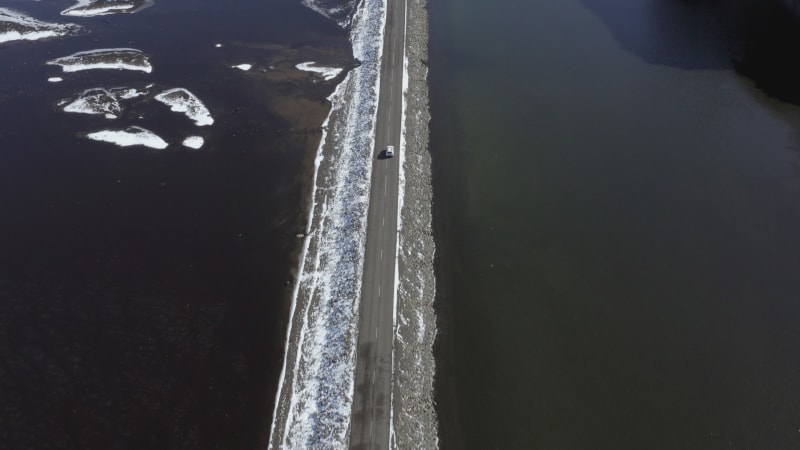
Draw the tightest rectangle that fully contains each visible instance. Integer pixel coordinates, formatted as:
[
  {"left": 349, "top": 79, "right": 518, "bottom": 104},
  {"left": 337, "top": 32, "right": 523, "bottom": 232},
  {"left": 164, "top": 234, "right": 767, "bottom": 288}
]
[{"left": 348, "top": 0, "right": 406, "bottom": 448}]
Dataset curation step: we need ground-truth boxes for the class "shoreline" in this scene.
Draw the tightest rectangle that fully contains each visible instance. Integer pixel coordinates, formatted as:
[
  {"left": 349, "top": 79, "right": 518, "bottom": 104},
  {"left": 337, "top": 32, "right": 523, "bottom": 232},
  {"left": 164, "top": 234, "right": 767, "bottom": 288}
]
[
  {"left": 267, "top": 0, "right": 387, "bottom": 447},
  {"left": 268, "top": 0, "right": 438, "bottom": 447}
]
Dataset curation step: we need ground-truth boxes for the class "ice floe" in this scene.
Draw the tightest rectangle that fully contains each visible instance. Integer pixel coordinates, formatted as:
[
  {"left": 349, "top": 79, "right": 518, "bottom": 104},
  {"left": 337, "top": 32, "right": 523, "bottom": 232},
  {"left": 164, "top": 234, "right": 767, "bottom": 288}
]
[
  {"left": 87, "top": 126, "right": 167, "bottom": 149},
  {"left": 63, "top": 88, "right": 122, "bottom": 119},
  {"left": 48, "top": 77, "right": 63, "bottom": 82},
  {"left": 154, "top": 88, "right": 213, "bottom": 126},
  {"left": 60, "top": 87, "right": 148, "bottom": 119},
  {"left": 215, "top": 43, "right": 222, "bottom": 48},
  {"left": 61, "top": 0, "right": 153, "bottom": 17},
  {"left": 114, "top": 87, "right": 146, "bottom": 99},
  {"left": 232, "top": 64, "right": 252, "bottom": 71},
  {"left": 182, "top": 136, "right": 204, "bottom": 149},
  {"left": 47, "top": 48, "right": 152, "bottom": 73},
  {"left": 0, "top": 8, "right": 81, "bottom": 43},
  {"left": 295, "top": 62, "right": 343, "bottom": 81}
]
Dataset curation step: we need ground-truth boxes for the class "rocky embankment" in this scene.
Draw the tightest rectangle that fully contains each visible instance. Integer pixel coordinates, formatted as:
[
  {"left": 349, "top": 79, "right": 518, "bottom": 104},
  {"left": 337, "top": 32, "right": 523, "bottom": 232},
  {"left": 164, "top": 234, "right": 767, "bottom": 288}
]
[{"left": 391, "top": 0, "right": 438, "bottom": 447}]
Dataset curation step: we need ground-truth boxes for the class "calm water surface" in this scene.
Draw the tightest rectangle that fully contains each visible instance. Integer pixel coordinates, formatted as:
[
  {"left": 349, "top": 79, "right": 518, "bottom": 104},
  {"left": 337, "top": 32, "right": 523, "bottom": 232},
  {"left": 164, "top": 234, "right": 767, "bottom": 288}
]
[
  {"left": 0, "top": 0, "right": 348, "bottom": 448},
  {"left": 431, "top": 0, "right": 800, "bottom": 448}
]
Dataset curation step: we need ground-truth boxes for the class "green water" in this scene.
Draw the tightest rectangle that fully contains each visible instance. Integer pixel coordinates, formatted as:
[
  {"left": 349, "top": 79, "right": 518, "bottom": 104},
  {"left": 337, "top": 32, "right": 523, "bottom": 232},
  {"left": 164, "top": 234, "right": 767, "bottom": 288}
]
[{"left": 430, "top": 0, "right": 800, "bottom": 448}]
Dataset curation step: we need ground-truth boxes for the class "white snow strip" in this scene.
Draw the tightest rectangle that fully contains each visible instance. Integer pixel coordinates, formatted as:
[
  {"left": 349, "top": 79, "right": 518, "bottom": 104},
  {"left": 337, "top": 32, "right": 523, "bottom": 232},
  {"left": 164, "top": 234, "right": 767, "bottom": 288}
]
[
  {"left": 48, "top": 77, "right": 63, "bottom": 82},
  {"left": 1, "top": 29, "right": 59, "bottom": 43},
  {"left": 47, "top": 48, "right": 152, "bottom": 73},
  {"left": 269, "top": 0, "right": 387, "bottom": 448},
  {"left": 296, "top": 62, "right": 343, "bottom": 81},
  {"left": 61, "top": 0, "right": 152, "bottom": 16},
  {"left": 232, "top": 63, "right": 252, "bottom": 71},
  {"left": 87, "top": 126, "right": 168, "bottom": 149},
  {"left": 182, "top": 136, "right": 204, "bottom": 149},
  {"left": 154, "top": 88, "right": 214, "bottom": 126},
  {"left": 0, "top": 8, "right": 81, "bottom": 43}
]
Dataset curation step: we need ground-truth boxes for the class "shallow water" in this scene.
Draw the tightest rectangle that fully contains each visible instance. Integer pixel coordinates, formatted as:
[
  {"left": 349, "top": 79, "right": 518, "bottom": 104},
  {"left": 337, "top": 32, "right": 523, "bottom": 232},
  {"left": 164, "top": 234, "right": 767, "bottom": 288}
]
[
  {"left": 0, "top": 0, "right": 349, "bottom": 448},
  {"left": 430, "top": 0, "right": 800, "bottom": 448}
]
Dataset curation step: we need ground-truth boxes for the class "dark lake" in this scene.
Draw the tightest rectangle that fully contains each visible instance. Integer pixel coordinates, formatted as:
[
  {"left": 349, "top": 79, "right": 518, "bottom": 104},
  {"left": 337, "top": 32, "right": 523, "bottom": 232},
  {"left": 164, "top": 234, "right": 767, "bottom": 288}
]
[
  {"left": 0, "top": 0, "right": 350, "bottom": 448},
  {"left": 430, "top": 0, "right": 800, "bottom": 448}
]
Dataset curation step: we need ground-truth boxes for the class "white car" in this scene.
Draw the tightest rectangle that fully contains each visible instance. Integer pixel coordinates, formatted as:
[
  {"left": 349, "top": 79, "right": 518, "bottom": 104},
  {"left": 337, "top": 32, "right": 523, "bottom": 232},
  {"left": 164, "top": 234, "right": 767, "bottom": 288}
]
[{"left": 385, "top": 145, "right": 395, "bottom": 157}]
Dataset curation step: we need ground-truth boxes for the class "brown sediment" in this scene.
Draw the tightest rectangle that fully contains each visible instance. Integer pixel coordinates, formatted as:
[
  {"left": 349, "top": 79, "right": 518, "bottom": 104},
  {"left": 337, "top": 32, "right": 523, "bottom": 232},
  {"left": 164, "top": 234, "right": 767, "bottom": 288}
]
[{"left": 392, "top": 0, "right": 439, "bottom": 447}]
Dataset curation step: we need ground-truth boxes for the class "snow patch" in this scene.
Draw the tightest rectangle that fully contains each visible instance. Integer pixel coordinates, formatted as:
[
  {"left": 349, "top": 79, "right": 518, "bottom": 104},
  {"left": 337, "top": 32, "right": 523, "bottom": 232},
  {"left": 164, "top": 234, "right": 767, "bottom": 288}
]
[
  {"left": 232, "top": 64, "right": 252, "bottom": 71},
  {"left": 296, "top": 62, "right": 343, "bottom": 81},
  {"left": 48, "top": 77, "right": 63, "bottom": 82},
  {"left": 61, "top": 0, "right": 153, "bottom": 17},
  {"left": 0, "top": 7, "right": 82, "bottom": 43},
  {"left": 47, "top": 48, "right": 152, "bottom": 73},
  {"left": 154, "top": 88, "right": 213, "bottom": 126},
  {"left": 300, "top": 0, "right": 355, "bottom": 28},
  {"left": 87, "top": 126, "right": 168, "bottom": 149},
  {"left": 182, "top": 136, "right": 204, "bottom": 149},
  {"left": 60, "top": 87, "right": 148, "bottom": 119},
  {"left": 63, "top": 88, "right": 121, "bottom": 119}
]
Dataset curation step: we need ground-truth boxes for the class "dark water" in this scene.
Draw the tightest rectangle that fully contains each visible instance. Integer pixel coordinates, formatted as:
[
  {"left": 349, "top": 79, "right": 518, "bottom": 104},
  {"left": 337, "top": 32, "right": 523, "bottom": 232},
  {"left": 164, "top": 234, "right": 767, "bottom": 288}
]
[
  {"left": 0, "top": 1, "right": 349, "bottom": 448},
  {"left": 431, "top": 0, "right": 800, "bottom": 448}
]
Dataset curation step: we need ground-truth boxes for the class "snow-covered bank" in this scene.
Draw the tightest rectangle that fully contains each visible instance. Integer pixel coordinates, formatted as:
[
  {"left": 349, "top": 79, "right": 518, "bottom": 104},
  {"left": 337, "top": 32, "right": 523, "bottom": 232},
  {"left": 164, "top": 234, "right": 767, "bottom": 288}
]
[{"left": 268, "top": 0, "right": 386, "bottom": 448}]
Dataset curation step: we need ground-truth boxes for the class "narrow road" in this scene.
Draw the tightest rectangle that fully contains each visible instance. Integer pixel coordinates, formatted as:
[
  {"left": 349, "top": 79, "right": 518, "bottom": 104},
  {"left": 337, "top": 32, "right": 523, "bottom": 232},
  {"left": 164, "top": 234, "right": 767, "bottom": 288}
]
[{"left": 348, "top": 0, "right": 406, "bottom": 447}]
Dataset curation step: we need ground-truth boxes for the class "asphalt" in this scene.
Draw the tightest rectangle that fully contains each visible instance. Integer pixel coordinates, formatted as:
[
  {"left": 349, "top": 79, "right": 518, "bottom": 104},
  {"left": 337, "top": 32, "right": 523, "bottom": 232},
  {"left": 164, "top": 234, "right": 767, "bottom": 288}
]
[{"left": 347, "top": 0, "right": 406, "bottom": 447}]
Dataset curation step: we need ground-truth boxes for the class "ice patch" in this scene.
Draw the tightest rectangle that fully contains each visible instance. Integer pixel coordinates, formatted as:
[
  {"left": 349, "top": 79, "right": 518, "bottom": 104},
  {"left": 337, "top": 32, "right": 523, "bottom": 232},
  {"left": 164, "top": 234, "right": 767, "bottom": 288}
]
[
  {"left": 87, "top": 126, "right": 168, "bottom": 149},
  {"left": 47, "top": 48, "right": 152, "bottom": 73},
  {"left": 48, "top": 77, "right": 63, "bottom": 82},
  {"left": 300, "top": 0, "right": 356, "bottom": 28},
  {"left": 296, "top": 62, "right": 343, "bottom": 81},
  {"left": 63, "top": 88, "right": 121, "bottom": 119},
  {"left": 182, "top": 136, "right": 204, "bottom": 149},
  {"left": 60, "top": 0, "right": 153, "bottom": 17},
  {"left": 115, "top": 88, "right": 146, "bottom": 99},
  {"left": 215, "top": 43, "right": 222, "bottom": 48},
  {"left": 232, "top": 64, "right": 252, "bottom": 71},
  {"left": 0, "top": 8, "right": 82, "bottom": 43},
  {"left": 60, "top": 87, "right": 148, "bottom": 119},
  {"left": 154, "top": 88, "right": 213, "bottom": 126}
]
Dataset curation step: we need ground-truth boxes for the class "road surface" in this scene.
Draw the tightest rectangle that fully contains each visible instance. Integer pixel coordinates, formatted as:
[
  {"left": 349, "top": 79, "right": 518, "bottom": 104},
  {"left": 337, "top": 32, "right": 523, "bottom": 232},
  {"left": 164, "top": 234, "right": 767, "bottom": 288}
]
[{"left": 348, "top": 0, "right": 406, "bottom": 447}]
